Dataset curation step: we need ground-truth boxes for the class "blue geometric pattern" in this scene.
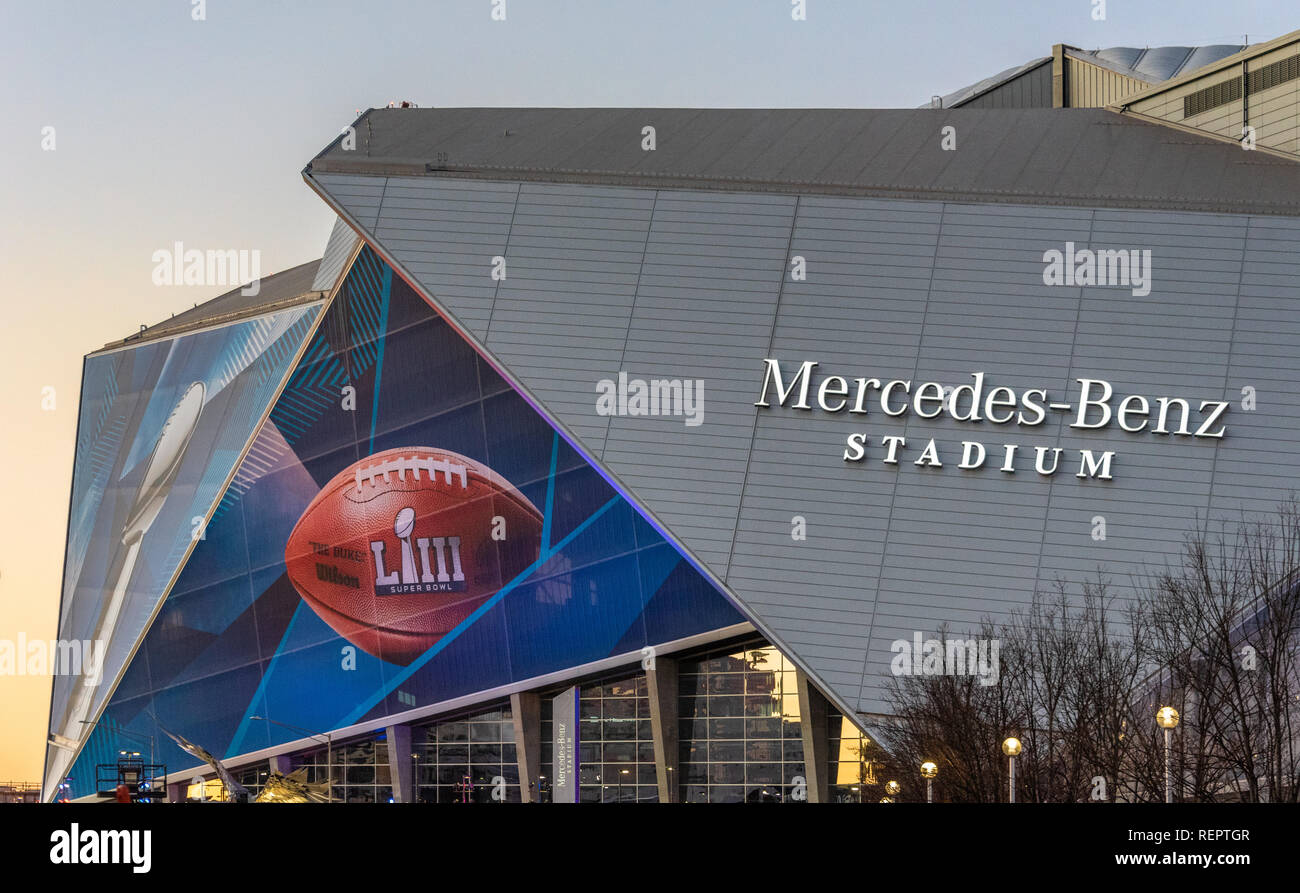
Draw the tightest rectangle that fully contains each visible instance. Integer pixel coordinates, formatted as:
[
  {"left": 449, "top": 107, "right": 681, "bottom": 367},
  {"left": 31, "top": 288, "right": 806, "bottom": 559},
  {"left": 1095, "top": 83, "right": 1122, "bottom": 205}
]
[{"left": 63, "top": 246, "right": 744, "bottom": 792}]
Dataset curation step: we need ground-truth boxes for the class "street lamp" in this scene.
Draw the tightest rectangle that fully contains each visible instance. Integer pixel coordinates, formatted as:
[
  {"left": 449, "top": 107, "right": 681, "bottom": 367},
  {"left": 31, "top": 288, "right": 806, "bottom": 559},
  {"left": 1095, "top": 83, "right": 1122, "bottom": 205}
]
[
  {"left": 884, "top": 780, "right": 900, "bottom": 797},
  {"left": 1156, "top": 706, "right": 1180, "bottom": 804},
  {"left": 920, "top": 761, "right": 938, "bottom": 803},
  {"left": 1002, "top": 736, "right": 1022, "bottom": 803}
]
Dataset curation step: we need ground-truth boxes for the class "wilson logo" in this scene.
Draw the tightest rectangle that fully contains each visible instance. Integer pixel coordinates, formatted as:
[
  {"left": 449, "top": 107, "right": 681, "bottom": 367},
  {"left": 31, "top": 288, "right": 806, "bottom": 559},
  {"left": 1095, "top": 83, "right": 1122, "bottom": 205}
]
[
  {"left": 316, "top": 563, "right": 360, "bottom": 589},
  {"left": 370, "top": 507, "right": 466, "bottom": 595}
]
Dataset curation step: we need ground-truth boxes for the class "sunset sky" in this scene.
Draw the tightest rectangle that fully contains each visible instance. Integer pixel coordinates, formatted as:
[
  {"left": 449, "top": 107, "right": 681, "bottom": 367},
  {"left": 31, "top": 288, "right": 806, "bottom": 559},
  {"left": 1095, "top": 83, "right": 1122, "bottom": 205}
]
[{"left": 2, "top": 0, "right": 1295, "bottom": 784}]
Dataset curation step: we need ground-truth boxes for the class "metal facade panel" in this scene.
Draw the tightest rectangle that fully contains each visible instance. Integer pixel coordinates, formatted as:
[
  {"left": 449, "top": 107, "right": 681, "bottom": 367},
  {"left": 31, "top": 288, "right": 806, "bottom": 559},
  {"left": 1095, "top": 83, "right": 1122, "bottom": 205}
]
[
  {"left": 935, "top": 58, "right": 1052, "bottom": 109},
  {"left": 1066, "top": 58, "right": 1148, "bottom": 108},
  {"left": 372, "top": 178, "right": 521, "bottom": 339},
  {"left": 312, "top": 173, "right": 386, "bottom": 230},
  {"left": 727, "top": 196, "right": 941, "bottom": 696},
  {"left": 1216, "top": 215, "right": 1300, "bottom": 514},
  {"left": 602, "top": 190, "right": 797, "bottom": 576},
  {"left": 484, "top": 183, "right": 657, "bottom": 452},
  {"left": 311, "top": 216, "right": 360, "bottom": 293},
  {"left": 315, "top": 173, "right": 1300, "bottom": 718},
  {"left": 961, "top": 62, "right": 1053, "bottom": 108}
]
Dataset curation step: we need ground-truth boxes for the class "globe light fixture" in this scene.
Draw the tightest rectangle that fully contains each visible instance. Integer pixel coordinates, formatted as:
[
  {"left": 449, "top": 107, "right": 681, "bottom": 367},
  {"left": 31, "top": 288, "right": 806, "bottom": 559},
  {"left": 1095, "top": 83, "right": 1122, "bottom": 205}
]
[
  {"left": 919, "top": 761, "right": 938, "bottom": 803},
  {"left": 1002, "top": 736, "right": 1022, "bottom": 803}
]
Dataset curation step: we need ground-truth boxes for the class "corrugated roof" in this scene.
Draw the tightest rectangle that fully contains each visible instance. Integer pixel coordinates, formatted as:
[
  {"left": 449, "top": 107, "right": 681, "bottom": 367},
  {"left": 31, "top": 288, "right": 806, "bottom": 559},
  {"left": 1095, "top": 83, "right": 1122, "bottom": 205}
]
[
  {"left": 932, "top": 44, "right": 1248, "bottom": 109},
  {"left": 307, "top": 107, "right": 1300, "bottom": 216},
  {"left": 928, "top": 57, "right": 1051, "bottom": 108},
  {"left": 99, "top": 258, "right": 324, "bottom": 353},
  {"left": 1075, "top": 43, "right": 1246, "bottom": 82}
]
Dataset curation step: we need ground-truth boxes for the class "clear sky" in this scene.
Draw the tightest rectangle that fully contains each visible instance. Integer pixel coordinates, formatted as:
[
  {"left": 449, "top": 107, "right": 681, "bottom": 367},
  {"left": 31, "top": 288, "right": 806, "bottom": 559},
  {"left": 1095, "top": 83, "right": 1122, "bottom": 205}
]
[{"left": 1, "top": 0, "right": 1295, "bottom": 783}]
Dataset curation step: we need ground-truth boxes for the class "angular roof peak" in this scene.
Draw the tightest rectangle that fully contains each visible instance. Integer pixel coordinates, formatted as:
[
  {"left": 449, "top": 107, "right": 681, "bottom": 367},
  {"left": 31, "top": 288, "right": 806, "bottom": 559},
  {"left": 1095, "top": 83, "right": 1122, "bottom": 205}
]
[
  {"left": 306, "top": 106, "right": 1300, "bottom": 218},
  {"left": 100, "top": 258, "right": 323, "bottom": 354}
]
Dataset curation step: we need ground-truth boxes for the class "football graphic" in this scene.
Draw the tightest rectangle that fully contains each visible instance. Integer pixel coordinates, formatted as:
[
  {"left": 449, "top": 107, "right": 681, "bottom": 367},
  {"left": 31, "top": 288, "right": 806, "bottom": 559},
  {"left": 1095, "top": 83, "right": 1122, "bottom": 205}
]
[{"left": 285, "top": 447, "right": 543, "bottom": 664}]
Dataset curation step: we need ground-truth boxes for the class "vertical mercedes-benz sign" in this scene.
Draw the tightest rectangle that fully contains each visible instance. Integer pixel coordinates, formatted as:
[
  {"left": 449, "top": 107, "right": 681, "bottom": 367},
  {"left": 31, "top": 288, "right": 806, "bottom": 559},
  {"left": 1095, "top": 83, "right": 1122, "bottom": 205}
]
[{"left": 552, "top": 686, "right": 579, "bottom": 803}]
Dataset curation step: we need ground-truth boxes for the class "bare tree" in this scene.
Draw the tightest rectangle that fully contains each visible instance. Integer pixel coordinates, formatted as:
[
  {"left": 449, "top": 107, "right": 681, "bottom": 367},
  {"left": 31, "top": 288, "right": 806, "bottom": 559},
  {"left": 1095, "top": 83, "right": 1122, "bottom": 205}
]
[
  {"left": 882, "top": 498, "right": 1300, "bottom": 803},
  {"left": 1140, "top": 498, "right": 1300, "bottom": 802},
  {"left": 882, "top": 591, "right": 1143, "bottom": 803},
  {"left": 882, "top": 620, "right": 1012, "bottom": 802}
]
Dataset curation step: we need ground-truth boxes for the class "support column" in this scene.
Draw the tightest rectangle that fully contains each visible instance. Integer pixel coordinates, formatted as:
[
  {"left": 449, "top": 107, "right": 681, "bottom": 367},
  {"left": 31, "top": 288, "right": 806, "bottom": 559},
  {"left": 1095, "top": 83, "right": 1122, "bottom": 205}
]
[
  {"left": 1242, "top": 59, "right": 1250, "bottom": 132},
  {"left": 386, "top": 724, "right": 413, "bottom": 803},
  {"left": 646, "top": 656, "right": 680, "bottom": 803},
  {"left": 1052, "top": 43, "right": 1067, "bottom": 108},
  {"left": 166, "top": 781, "right": 184, "bottom": 803},
  {"left": 511, "top": 691, "right": 542, "bottom": 803},
  {"left": 269, "top": 753, "right": 293, "bottom": 775},
  {"left": 551, "top": 687, "right": 580, "bottom": 803},
  {"left": 796, "top": 669, "right": 830, "bottom": 804}
]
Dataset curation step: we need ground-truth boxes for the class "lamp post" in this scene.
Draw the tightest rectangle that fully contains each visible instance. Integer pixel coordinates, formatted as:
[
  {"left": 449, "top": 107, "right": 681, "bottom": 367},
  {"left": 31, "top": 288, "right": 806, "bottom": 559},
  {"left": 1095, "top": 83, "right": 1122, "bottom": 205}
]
[
  {"left": 920, "top": 761, "right": 938, "bottom": 803},
  {"left": 884, "top": 780, "right": 900, "bottom": 797},
  {"left": 1002, "top": 737, "right": 1022, "bottom": 803},
  {"left": 249, "top": 715, "right": 334, "bottom": 800},
  {"left": 1156, "top": 707, "right": 1180, "bottom": 804}
]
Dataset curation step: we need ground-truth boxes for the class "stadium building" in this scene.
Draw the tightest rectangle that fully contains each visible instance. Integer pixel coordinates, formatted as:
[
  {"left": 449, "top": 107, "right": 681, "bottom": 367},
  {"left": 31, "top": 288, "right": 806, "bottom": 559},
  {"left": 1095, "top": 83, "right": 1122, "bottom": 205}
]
[{"left": 45, "top": 32, "right": 1300, "bottom": 803}]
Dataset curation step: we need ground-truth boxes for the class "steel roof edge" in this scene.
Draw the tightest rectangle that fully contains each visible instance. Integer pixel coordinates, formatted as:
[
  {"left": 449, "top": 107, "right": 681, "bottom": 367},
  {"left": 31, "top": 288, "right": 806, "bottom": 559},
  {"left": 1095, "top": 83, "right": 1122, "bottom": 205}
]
[
  {"left": 1106, "top": 105, "right": 1300, "bottom": 164},
  {"left": 937, "top": 56, "right": 1052, "bottom": 109},
  {"left": 94, "top": 288, "right": 327, "bottom": 355},
  {"left": 1062, "top": 46, "right": 1161, "bottom": 83},
  {"left": 97, "top": 258, "right": 325, "bottom": 354},
  {"left": 303, "top": 106, "right": 1300, "bottom": 217},
  {"left": 306, "top": 140, "right": 1300, "bottom": 218}
]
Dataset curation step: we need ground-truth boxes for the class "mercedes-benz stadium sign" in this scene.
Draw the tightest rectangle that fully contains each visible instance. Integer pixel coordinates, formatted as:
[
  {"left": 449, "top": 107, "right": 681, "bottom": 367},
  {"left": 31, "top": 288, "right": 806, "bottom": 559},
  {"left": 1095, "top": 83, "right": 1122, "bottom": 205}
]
[{"left": 756, "top": 359, "right": 1230, "bottom": 480}]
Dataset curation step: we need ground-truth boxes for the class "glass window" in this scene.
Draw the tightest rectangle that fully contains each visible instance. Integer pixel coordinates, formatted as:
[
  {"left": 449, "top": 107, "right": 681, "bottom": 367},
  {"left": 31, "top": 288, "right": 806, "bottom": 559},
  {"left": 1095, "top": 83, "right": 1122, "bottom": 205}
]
[
  {"left": 708, "top": 674, "right": 745, "bottom": 694},
  {"left": 708, "top": 718, "right": 744, "bottom": 739},
  {"left": 571, "top": 669, "right": 658, "bottom": 803},
  {"left": 412, "top": 702, "right": 521, "bottom": 804},
  {"left": 709, "top": 741, "right": 744, "bottom": 762},
  {"left": 678, "top": 674, "right": 706, "bottom": 695},
  {"left": 676, "top": 639, "right": 809, "bottom": 804},
  {"left": 436, "top": 722, "right": 468, "bottom": 744},
  {"left": 708, "top": 696, "right": 744, "bottom": 718},
  {"left": 470, "top": 722, "right": 505, "bottom": 742}
]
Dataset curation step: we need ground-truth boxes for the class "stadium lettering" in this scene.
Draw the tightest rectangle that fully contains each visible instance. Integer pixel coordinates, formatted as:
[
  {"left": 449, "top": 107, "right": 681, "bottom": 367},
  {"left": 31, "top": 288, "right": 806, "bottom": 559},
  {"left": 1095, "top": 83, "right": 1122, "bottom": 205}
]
[{"left": 756, "top": 359, "right": 1228, "bottom": 481}]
